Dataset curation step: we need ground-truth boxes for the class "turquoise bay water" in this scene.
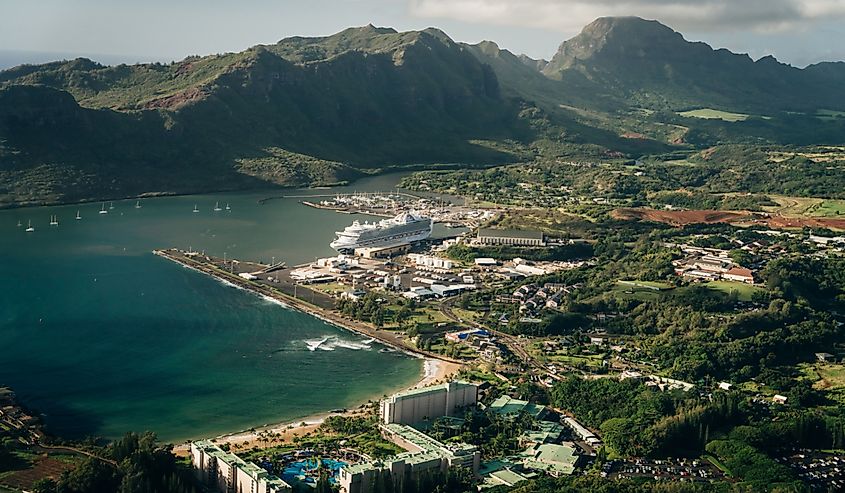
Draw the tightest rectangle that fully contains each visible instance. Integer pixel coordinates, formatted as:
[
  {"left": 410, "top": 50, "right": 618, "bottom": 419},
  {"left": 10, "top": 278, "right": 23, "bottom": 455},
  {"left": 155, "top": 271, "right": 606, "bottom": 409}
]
[{"left": 0, "top": 175, "right": 428, "bottom": 442}]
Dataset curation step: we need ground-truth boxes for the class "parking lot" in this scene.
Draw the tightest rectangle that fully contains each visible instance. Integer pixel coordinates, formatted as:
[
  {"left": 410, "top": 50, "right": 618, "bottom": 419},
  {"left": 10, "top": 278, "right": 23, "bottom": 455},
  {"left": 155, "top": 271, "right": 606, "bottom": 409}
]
[
  {"left": 778, "top": 451, "right": 845, "bottom": 491},
  {"left": 605, "top": 458, "right": 724, "bottom": 482}
]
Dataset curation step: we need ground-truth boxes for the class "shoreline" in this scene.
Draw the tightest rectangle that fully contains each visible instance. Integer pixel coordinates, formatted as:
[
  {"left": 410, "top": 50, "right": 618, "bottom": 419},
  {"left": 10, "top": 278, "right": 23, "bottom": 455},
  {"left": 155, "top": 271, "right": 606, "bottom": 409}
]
[
  {"left": 173, "top": 357, "right": 461, "bottom": 456},
  {"left": 156, "top": 248, "right": 464, "bottom": 455},
  {"left": 153, "top": 249, "right": 462, "bottom": 364}
]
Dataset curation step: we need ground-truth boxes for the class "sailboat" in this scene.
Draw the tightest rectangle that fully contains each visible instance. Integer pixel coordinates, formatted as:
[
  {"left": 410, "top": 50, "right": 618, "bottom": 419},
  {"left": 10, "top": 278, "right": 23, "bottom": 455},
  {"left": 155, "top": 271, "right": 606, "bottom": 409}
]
[
  {"left": 16, "top": 220, "right": 22, "bottom": 227},
  {"left": 135, "top": 200, "right": 142, "bottom": 209},
  {"left": 76, "top": 210, "right": 81, "bottom": 220},
  {"left": 109, "top": 202, "right": 114, "bottom": 210},
  {"left": 49, "top": 215, "right": 59, "bottom": 226},
  {"left": 213, "top": 201, "right": 222, "bottom": 212},
  {"left": 225, "top": 203, "right": 231, "bottom": 211},
  {"left": 192, "top": 204, "right": 199, "bottom": 213},
  {"left": 25, "top": 220, "right": 34, "bottom": 232},
  {"left": 99, "top": 203, "right": 108, "bottom": 214}
]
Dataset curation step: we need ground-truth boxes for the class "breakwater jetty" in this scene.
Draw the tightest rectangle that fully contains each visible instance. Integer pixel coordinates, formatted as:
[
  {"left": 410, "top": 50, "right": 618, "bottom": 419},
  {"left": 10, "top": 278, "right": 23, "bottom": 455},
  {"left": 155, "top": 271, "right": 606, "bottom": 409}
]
[{"left": 152, "top": 249, "right": 461, "bottom": 364}]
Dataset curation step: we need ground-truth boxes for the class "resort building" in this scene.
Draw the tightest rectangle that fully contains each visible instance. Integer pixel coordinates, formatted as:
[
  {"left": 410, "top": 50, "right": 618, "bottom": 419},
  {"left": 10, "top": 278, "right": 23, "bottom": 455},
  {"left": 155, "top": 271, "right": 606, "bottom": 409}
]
[
  {"left": 338, "top": 423, "right": 481, "bottom": 493},
  {"left": 380, "top": 381, "right": 478, "bottom": 425},
  {"left": 476, "top": 229, "right": 546, "bottom": 247},
  {"left": 519, "top": 443, "right": 580, "bottom": 477},
  {"left": 487, "top": 395, "right": 548, "bottom": 420},
  {"left": 190, "top": 440, "right": 291, "bottom": 493}
]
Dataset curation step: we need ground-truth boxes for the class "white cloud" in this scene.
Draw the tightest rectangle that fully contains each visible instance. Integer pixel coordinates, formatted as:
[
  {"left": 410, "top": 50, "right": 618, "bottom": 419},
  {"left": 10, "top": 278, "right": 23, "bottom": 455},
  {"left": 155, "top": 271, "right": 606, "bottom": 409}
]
[{"left": 408, "top": 0, "right": 845, "bottom": 34}]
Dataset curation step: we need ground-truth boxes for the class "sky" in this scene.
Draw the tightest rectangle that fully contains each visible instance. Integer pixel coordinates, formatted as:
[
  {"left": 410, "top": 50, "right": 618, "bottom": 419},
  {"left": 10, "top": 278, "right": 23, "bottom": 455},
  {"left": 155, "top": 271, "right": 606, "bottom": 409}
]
[{"left": 1, "top": 0, "right": 844, "bottom": 68}]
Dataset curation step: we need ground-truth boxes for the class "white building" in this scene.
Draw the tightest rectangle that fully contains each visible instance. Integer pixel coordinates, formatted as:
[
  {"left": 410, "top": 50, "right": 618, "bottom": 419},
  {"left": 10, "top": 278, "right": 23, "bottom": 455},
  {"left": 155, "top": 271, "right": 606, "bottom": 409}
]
[
  {"left": 191, "top": 440, "right": 291, "bottom": 493},
  {"left": 408, "top": 254, "right": 455, "bottom": 270},
  {"left": 380, "top": 381, "right": 478, "bottom": 425},
  {"left": 477, "top": 229, "right": 545, "bottom": 246},
  {"left": 562, "top": 417, "right": 602, "bottom": 448}
]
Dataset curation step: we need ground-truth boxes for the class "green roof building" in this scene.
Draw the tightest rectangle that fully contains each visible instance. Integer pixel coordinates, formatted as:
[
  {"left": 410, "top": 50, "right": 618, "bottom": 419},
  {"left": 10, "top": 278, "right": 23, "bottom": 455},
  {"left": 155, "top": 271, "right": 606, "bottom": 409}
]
[
  {"left": 488, "top": 395, "right": 548, "bottom": 420},
  {"left": 519, "top": 443, "right": 580, "bottom": 477}
]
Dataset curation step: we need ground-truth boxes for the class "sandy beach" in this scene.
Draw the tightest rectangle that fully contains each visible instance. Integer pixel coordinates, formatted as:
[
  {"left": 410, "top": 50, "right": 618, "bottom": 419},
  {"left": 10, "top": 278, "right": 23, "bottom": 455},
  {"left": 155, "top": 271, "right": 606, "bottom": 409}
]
[{"left": 173, "top": 357, "right": 462, "bottom": 456}]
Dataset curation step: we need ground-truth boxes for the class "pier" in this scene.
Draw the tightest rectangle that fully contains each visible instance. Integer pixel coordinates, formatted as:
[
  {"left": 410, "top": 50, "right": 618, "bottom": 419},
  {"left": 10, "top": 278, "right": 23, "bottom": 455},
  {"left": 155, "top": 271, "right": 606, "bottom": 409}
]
[{"left": 152, "top": 249, "right": 462, "bottom": 364}]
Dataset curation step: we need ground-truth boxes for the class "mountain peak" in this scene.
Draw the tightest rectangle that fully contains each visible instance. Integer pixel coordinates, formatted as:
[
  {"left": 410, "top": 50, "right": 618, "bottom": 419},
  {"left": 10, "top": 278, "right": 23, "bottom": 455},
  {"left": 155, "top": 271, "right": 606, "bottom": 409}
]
[{"left": 543, "top": 16, "right": 689, "bottom": 76}]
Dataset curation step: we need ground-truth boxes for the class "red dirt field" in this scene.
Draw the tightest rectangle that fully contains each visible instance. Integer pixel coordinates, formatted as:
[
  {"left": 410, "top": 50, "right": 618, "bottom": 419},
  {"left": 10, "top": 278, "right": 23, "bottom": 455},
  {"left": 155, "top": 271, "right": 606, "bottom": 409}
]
[
  {"left": 613, "top": 208, "right": 845, "bottom": 231},
  {"left": 1, "top": 455, "right": 76, "bottom": 491}
]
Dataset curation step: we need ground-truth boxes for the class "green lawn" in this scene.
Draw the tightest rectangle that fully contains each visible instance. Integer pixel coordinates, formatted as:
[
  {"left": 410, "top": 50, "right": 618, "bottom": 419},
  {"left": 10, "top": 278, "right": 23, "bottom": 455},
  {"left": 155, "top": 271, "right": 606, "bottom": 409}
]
[
  {"left": 608, "top": 282, "right": 669, "bottom": 302},
  {"left": 409, "top": 307, "right": 452, "bottom": 327},
  {"left": 546, "top": 353, "right": 606, "bottom": 368},
  {"left": 809, "top": 200, "right": 845, "bottom": 217},
  {"left": 703, "top": 281, "right": 765, "bottom": 301},
  {"left": 798, "top": 363, "right": 845, "bottom": 405},
  {"left": 679, "top": 108, "right": 751, "bottom": 122},
  {"left": 451, "top": 307, "right": 484, "bottom": 324},
  {"left": 617, "top": 280, "right": 674, "bottom": 290}
]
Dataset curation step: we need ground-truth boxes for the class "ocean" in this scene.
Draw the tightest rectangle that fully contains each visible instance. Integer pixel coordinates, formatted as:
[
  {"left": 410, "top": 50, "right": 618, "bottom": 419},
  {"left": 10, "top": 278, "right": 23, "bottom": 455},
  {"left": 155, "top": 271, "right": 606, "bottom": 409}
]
[{"left": 0, "top": 175, "right": 433, "bottom": 442}]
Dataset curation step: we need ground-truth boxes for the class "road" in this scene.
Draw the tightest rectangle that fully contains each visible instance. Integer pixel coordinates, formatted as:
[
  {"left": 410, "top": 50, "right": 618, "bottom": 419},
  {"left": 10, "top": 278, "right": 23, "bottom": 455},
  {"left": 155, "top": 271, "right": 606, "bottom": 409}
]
[{"left": 438, "top": 297, "right": 552, "bottom": 377}]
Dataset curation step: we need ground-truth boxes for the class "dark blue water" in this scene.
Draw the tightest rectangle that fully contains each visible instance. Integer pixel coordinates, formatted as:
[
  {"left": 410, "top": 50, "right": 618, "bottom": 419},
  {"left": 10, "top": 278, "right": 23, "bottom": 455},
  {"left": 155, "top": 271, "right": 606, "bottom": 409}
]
[{"left": 0, "top": 176, "right": 423, "bottom": 442}]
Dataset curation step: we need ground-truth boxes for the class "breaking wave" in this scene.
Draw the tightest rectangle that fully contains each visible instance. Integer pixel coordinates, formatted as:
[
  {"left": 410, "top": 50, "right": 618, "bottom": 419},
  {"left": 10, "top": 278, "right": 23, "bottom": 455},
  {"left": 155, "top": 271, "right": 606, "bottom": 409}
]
[{"left": 301, "top": 335, "right": 375, "bottom": 352}]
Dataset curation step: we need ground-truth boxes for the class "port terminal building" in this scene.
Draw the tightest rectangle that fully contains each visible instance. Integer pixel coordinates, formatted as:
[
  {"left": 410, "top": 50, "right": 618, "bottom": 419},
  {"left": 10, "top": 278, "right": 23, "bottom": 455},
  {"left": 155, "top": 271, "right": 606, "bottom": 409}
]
[
  {"left": 380, "top": 381, "right": 478, "bottom": 425},
  {"left": 476, "top": 229, "right": 546, "bottom": 247},
  {"left": 191, "top": 440, "right": 291, "bottom": 493}
]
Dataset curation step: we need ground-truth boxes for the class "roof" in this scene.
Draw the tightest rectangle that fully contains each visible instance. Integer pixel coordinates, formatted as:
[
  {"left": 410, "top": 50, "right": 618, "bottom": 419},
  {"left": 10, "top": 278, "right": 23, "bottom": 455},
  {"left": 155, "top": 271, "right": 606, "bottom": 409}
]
[
  {"left": 387, "top": 381, "right": 476, "bottom": 401},
  {"left": 192, "top": 440, "right": 291, "bottom": 488},
  {"left": 488, "top": 395, "right": 547, "bottom": 419},
  {"left": 725, "top": 266, "right": 754, "bottom": 278},
  {"left": 489, "top": 469, "right": 530, "bottom": 486},
  {"left": 477, "top": 228, "right": 544, "bottom": 240},
  {"left": 520, "top": 443, "right": 578, "bottom": 475}
]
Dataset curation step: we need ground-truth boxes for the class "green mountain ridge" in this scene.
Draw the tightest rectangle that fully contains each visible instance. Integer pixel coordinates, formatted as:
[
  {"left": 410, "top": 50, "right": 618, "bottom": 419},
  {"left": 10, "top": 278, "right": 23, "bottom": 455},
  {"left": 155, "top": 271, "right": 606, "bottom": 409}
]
[
  {"left": 541, "top": 16, "right": 845, "bottom": 113},
  {"left": 1, "top": 19, "right": 844, "bottom": 207}
]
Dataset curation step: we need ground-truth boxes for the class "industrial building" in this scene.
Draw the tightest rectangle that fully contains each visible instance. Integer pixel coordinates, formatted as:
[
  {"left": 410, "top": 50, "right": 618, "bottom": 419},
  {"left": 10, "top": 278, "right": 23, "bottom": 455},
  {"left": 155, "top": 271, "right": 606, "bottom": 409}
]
[
  {"left": 408, "top": 254, "right": 455, "bottom": 270},
  {"left": 190, "top": 440, "right": 291, "bottom": 493},
  {"left": 476, "top": 229, "right": 546, "bottom": 247},
  {"left": 380, "top": 381, "right": 478, "bottom": 425}
]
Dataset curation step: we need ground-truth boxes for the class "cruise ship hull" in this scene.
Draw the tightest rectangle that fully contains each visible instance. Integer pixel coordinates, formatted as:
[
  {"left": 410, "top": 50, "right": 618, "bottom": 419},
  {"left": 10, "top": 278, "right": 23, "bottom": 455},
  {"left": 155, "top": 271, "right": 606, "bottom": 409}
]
[{"left": 330, "top": 216, "right": 433, "bottom": 253}]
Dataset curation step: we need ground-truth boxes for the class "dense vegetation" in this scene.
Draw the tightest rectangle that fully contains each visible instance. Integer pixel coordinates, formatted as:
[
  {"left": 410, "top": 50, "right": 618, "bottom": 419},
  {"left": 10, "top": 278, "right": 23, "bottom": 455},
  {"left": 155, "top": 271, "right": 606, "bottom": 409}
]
[
  {"left": 32, "top": 432, "right": 195, "bottom": 493},
  {"left": 402, "top": 144, "right": 845, "bottom": 208},
  {"left": 3, "top": 18, "right": 845, "bottom": 207}
]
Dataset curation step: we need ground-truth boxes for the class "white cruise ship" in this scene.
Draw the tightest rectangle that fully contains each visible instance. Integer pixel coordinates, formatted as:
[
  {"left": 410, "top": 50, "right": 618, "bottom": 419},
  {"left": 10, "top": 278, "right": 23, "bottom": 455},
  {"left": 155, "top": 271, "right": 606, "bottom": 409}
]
[{"left": 330, "top": 212, "right": 433, "bottom": 252}]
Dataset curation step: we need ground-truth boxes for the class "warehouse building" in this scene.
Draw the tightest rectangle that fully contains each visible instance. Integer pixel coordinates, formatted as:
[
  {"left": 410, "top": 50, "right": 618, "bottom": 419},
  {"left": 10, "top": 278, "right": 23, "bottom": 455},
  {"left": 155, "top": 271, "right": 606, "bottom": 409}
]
[{"left": 476, "top": 229, "right": 546, "bottom": 247}]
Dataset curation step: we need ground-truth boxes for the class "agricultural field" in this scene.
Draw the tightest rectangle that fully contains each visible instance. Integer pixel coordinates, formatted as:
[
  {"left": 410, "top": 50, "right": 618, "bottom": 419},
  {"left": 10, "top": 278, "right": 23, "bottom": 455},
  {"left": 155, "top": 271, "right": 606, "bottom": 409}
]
[
  {"left": 678, "top": 108, "right": 751, "bottom": 122},
  {"left": 0, "top": 452, "right": 78, "bottom": 492},
  {"left": 768, "top": 146, "right": 845, "bottom": 163},
  {"left": 799, "top": 363, "right": 845, "bottom": 405},
  {"left": 765, "top": 195, "right": 845, "bottom": 218}
]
